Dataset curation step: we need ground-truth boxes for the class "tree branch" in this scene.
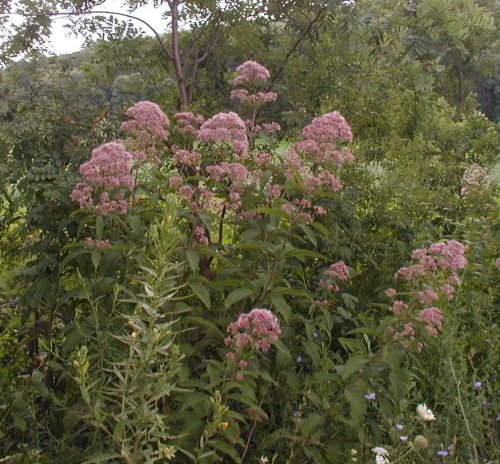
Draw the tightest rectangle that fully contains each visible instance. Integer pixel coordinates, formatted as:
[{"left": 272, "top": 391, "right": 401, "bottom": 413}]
[
  {"left": 269, "top": 6, "right": 328, "bottom": 86},
  {"left": 0, "top": 9, "right": 173, "bottom": 62}
]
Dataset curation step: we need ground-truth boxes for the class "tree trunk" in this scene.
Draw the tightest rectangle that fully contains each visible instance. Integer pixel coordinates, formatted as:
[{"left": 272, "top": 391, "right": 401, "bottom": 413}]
[{"left": 169, "top": 0, "right": 190, "bottom": 110}]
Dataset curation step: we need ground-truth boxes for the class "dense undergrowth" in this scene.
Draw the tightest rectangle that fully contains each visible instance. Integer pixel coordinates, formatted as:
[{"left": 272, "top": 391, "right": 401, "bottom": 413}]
[{"left": 0, "top": 1, "right": 499, "bottom": 462}]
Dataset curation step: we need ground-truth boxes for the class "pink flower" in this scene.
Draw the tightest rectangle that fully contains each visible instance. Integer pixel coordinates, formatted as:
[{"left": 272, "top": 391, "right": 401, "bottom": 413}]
[
  {"left": 169, "top": 175, "right": 183, "bottom": 188},
  {"left": 172, "top": 149, "right": 202, "bottom": 167},
  {"left": 393, "top": 323, "right": 416, "bottom": 340},
  {"left": 231, "top": 89, "right": 278, "bottom": 104},
  {"left": 441, "top": 283, "right": 455, "bottom": 301},
  {"left": 415, "top": 289, "right": 439, "bottom": 305},
  {"left": 324, "top": 261, "right": 350, "bottom": 282},
  {"left": 198, "top": 112, "right": 249, "bottom": 156},
  {"left": 429, "top": 240, "right": 468, "bottom": 272},
  {"left": 226, "top": 308, "right": 281, "bottom": 353},
  {"left": 178, "top": 184, "right": 195, "bottom": 200},
  {"left": 417, "top": 307, "right": 443, "bottom": 336},
  {"left": 238, "top": 359, "right": 249, "bottom": 369},
  {"left": 84, "top": 238, "right": 112, "bottom": 250},
  {"left": 385, "top": 288, "right": 397, "bottom": 298},
  {"left": 391, "top": 300, "right": 408, "bottom": 316},
  {"left": 281, "top": 203, "right": 295, "bottom": 215},
  {"left": 395, "top": 265, "right": 425, "bottom": 280},
  {"left": 70, "top": 141, "right": 134, "bottom": 215},
  {"left": 194, "top": 226, "right": 209, "bottom": 245},
  {"left": 233, "top": 61, "right": 271, "bottom": 85},
  {"left": 321, "top": 261, "right": 350, "bottom": 293},
  {"left": 266, "top": 184, "right": 282, "bottom": 200},
  {"left": 173, "top": 111, "right": 204, "bottom": 137},
  {"left": 262, "top": 122, "right": 281, "bottom": 134},
  {"left": 122, "top": 101, "right": 169, "bottom": 138},
  {"left": 121, "top": 101, "right": 169, "bottom": 162},
  {"left": 301, "top": 112, "right": 353, "bottom": 144},
  {"left": 461, "top": 164, "right": 490, "bottom": 198}
]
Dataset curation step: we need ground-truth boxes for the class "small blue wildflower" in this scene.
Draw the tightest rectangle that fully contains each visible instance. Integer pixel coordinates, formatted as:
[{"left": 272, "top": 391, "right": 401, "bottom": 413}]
[
  {"left": 473, "top": 381, "right": 482, "bottom": 389},
  {"left": 313, "top": 331, "right": 319, "bottom": 338},
  {"left": 364, "top": 393, "right": 376, "bottom": 401},
  {"left": 292, "top": 410, "right": 302, "bottom": 418},
  {"left": 395, "top": 423, "right": 404, "bottom": 431},
  {"left": 399, "top": 435, "right": 408, "bottom": 442},
  {"left": 437, "top": 450, "right": 449, "bottom": 457},
  {"left": 295, "top": 355, "right": 303, "bottom": 364},
  {"left": 496, "top": 413, "right": 500, "bottom": 421}
]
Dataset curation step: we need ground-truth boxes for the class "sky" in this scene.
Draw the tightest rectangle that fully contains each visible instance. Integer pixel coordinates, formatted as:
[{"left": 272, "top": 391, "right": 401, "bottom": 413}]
[{"left": 22, "top": 0, "right": 169, "bottom": 56}]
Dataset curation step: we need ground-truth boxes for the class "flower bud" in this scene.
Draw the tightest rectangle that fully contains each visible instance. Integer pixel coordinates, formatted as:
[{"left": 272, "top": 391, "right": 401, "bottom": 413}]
[{"left": 413, "top": 435, "right": 428, "bottom": 450}]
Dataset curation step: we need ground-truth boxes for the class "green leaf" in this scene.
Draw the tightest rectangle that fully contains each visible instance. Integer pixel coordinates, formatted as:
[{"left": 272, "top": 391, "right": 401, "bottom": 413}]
[
  {"left": 253, "top": 206, "right": 289, "bottom": 219},
  {"left": 304, "top": 446, "right": 326, "bottom": 463},
  {"left": 13, "top": 414, "right": 27, "bottom": 432},
  {"left": 83, "top": 452, "right": 123, "bottom": 463},
  {"left": 210, "top": 440, "right": 241, "bottom": 463},
  {"left": 298, "top": 223, "right": 317, "bottom": 246},
  {"left": 341, "top": 293, "right": 358, "bottom": 311},
  {"left": 184, "top": 316, "right": 223, "bottom": 338},
  {"left": 270, "top": 287, "right": 311, "bottom": 298},
  {"left": 271, "top": 296, "right": 292, "bottom": 323},
  {"left": 95, "top": 216, "right": 103, "bottom": 240},
  {"left": 286, "top": 248, "right": 328, "bottom": 261},
  {"left": 91, "top": 250, "right": 101, "bottom": 269},
  {"left": 339, "top": 355, "right": 367, "bottom": 381},
  {"left": 261, "top": 427, "right": 293, "bottom": 447},
  {"left": 62, "top": 325, "right": 83, "bottom": 356},
  {"left": 300, "top": 413, "right": 325, "bottom": 437},
  {"left": 224, "top": 287, "right": 254, "bottom": 309},
  {"left": 188, "top": 282, "right": 211, "bottom": 309},
  {"left": 345, "top": 389, "right": 366, "bottom": 425},
  {"left": 186, "top": 249, "right": 200, "bottom": 271},
  {"left": 128, "top": 214, "right": 142, "bottom": 236},
  {"left": 60, "top": 248, "right": 89, "bottom": 269}
]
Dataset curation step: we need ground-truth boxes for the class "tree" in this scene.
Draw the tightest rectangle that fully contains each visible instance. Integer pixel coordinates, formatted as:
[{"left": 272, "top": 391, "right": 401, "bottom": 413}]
[{"left": 1, "top": 0, "right": 334, "bottom": 109}]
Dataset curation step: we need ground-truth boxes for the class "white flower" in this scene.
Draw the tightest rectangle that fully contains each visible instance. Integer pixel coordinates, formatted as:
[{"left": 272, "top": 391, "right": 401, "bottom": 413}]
[
  {"left": 371, "top": 447, "right": 389, "bottom": 457},
  {"left": 258, "top": 457, "right": 269, "bottom": 464},
  {"left": 375, "top": 456, "right": 390, "bottom": 464},
  {"left": 416, "top": 403, "right": 436, "bottom": 421}
]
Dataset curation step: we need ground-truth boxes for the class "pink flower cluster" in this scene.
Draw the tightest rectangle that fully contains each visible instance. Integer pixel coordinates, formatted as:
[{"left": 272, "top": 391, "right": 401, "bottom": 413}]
[
  {"left": 84, "top": 238, "right": 112, "bottom": 250},
  {"left": 387, "top": 240, "right": 468, "bottom": 348},
  {"left": 70, "top": 141, "right": 134, "bottom": 215},
  {"left": 416, "top": 307, "right": 443, "bottom": 336},
  {"left": 225, "top": 308, "right": 281, "bottom": 353},
  {"left": 172, "top": 148, "right": 202, "bottom": 167},
  {"left": 121, "top": 101, "right": 169, "bottom": 163},
  {"left": 320, "top": 261, "right": 350, "bottom": 292},
  {"left": 461, "top": 164, "right": 490, "bottom": 198},
  {"left": 162, "top": 62, "right": 354, "bottom": 256},
  {"left": 293, "top": 112, "right": 354, "bottom": 169},
  {"left": 302, "top": 112, "right": 353, "bottom": 144},
  {"left": 396, "top": 240, "right": 467, "bottom": 282},
  {"left": 283, "top": 112, "right": 354, "bottom": 199},
  {"left": 198, "top": 112, "right": 249, "bottom": 156},
  {"left": 173, "top": 112, "right": 205, "bottom": 138},
  {"left": 232, "top": 61, "right": 270, "bottom": 85},
  {"left": 231, "top": 61, "right": 280, "bottom": 134},
  {"left": 231, "top": 88, "right": 278, "bottom": 105},
  {"left": 194, "top": 226, "right": 209, "bottom": 245},
  {"left": 281, "top": 198, "right": 327, "bottom": 224}
]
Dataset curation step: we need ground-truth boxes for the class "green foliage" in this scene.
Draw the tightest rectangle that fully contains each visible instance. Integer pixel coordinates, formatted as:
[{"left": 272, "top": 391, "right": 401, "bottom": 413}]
[{"left": 0, "top": 1, "right": 499, "bottom": 463}]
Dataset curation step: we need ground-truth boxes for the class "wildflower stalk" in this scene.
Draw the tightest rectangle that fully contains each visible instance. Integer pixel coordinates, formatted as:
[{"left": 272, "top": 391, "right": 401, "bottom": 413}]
[{"left": 448, "top": 357, "right": 479, "bottom": 463}]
